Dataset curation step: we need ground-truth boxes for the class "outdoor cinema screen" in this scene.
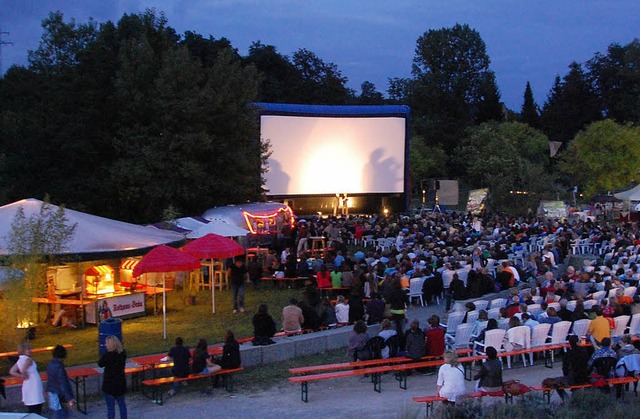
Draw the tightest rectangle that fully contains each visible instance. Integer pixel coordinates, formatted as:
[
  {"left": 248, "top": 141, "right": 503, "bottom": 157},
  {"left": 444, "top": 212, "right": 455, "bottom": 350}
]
[{"left": 261, "top": 108, "right": 407, "bottom": 196}]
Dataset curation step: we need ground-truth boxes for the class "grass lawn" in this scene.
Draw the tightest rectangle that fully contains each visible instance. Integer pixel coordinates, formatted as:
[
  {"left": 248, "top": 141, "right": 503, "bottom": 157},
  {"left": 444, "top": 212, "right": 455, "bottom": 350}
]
[{"left": 1, "top": 283, "right": 303, "bottom": 374}]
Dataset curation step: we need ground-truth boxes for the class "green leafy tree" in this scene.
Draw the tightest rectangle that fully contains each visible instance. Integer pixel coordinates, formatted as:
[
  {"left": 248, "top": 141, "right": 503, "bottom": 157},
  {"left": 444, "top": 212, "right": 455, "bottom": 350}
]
[
  {"left": 558, "top": 119, "right": 640, "bottom": 196},
  {"left": 387, "top": 77, "right": 413, "bottom": 104},
  {"left": 587, "top": 39, "right": 640, "bottom": 123},
  {"left": 454, "top": 122, "right": 552, "bottom": 213},
  {"left": 411, "top": 23, "right": 500, "bottom": 155},
  {"left": 291, "top": 48, "right": 352, "bottom": 104},
  {"left": 245, "top": 41, "right": 299, "bottom": 103},
  {"left": 1, "top": 199, "right": 76, "bottom": 346},
  {"left": 357, "top": 81, "right": 384, "bottom": 104},
  {"left": 520, "top": 81, "right": 540, "bottom": 128}
]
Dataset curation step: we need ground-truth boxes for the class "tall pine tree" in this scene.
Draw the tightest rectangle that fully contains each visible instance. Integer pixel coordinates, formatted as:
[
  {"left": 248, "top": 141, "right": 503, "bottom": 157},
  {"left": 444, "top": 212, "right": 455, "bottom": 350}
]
[{"left": 520, "top": 81, "right": 540, "bottom": 128}]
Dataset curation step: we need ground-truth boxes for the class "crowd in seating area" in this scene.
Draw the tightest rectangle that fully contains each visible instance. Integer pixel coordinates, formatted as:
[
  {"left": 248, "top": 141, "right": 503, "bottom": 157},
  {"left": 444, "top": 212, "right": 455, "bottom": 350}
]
[{"left": 258, "top": 210, "right": 638, "bottom": 332}]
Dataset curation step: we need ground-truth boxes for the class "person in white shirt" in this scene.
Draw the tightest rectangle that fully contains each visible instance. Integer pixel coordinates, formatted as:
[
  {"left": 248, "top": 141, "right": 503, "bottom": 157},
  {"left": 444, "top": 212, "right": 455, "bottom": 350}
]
[
  {"left": 436, "top": 350, "right": 467, "bottom": 402},
  {"left": 377, "top": 319, "right": 397, "bottom": 359},
  {"left": 334, "top": 295, "right": 350, "bottom": 324}
]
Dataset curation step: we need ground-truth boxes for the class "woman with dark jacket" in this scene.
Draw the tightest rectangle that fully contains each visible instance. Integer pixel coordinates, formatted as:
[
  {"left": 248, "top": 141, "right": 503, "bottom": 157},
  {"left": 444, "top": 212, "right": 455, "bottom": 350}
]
[
  {"left": 252, "top": 304, "right": 276, "bottom": 346},
  {"left": 98, "top": 336, "right": 127, "bottom": 419},
  {"left": 388, "top": 279, "right": 409, "bottom": 348},
  {"left": 474, "top": 346, "right": 503, "bottom": 392},
  {"left": 46, "top": 345, "right": 76, "bottom": 418},
  {"left": 216, "top": 330, "right": 241, "bottom": 370}
]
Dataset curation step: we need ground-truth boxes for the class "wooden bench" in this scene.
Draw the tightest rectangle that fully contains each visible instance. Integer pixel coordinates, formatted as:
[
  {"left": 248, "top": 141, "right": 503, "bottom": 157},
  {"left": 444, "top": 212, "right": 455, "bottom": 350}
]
[
  {"left": 532, "top": 376, "right": 639, "bottom": 403},
  {"left": 289, "top": 365, "right": 395, "bottom": 402},
  {"left": 142, "top": 367, "right": 244, "bottom": 405},
  {"left": 0, "top": 344, "right": 74, "bottom": 360},
  {"left": 413, "top": 390, "right": 507, "bottom": 417}
]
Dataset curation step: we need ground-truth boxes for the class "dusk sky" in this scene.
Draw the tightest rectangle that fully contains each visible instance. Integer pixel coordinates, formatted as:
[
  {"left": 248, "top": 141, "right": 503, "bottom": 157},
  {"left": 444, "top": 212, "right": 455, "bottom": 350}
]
[{"left": 1, "top": 1, "right": 639, "bottom": 110}]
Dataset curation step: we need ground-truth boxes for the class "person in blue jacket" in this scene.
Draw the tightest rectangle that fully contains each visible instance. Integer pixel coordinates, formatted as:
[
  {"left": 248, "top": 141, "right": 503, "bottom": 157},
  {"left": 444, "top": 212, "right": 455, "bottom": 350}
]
[{"left": 46, "top": 345, "right": 76, "bottom": 418}]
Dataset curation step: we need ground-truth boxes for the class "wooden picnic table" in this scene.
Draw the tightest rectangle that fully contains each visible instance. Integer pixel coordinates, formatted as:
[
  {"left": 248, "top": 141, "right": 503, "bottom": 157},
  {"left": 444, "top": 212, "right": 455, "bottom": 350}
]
[{"left": 0, "top": 344, "right": 74, "bottom": 359}]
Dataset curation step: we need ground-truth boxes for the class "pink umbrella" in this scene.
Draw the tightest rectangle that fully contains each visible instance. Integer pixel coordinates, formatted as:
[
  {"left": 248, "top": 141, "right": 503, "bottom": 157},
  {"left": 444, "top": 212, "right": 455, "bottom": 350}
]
[
  {"left": 183, "top": 234, "right": 245, "bottom": 313},
  {"left": 133, "top": 245, "right": 201, "bottom": 339}
]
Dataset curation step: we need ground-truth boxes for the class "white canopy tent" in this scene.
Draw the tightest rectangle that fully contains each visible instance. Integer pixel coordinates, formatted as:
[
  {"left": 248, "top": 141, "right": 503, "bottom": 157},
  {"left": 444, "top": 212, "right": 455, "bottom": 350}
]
[
  {"left": 614, "top": 184, "right": 640, "bottom": 201},
  {"left": 186, "top": 218, "right": 249, "bottom": 239},
  {"left": 0, "top": 198, "right": 184, "bottom": 256}
]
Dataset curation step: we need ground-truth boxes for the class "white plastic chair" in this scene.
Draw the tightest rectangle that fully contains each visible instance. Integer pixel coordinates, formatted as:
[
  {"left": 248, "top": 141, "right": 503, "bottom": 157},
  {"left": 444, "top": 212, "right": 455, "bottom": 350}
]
[
  {"left": 612, "top": 315, "right": 631, "bottom": 339},
  {"left": 408, "top": 277, "right": 426, "bottom": 306},
  {"left": 487, "top": 308, "right": 501, "bottom": 320},
  {"left": 498, "top": 318, "right": 510, "bottom": 330},
  {"left": 547, "top": 302, "right": 561, "bottom": 312},
  {"left": 527, "top": 304, "right": 542, "bottom": 319},
  {"left": 628, "top": 313, "right": 640, "bottom": 336},
  {"left": 566, "top": 301, "right": 577, "bottom": 312},
  {"left": 531, "top": 323, "right": 552, "bottom": 347},
  {"left": 446, "top": 323, "right": 474, "bottom": 350},
  {"left": 571, "top": 319, "right": 591, "bottom": 339},
  {"left": 486, "top": 258, "right": 497, "bottom": 278},
  {"left": 546, "top": 321, "right": 571, "bottom": 363},
  {"left": 505, "top": 326, "right": 531, "bottom": 368},
  {"left": 583, "top": 299, "right": 597, "bottom": 311},
  {"left": 472, "top": 320, "right": 488, "bottom": 339},
  {"left": 465, "top": 310, "right": 479, "bottom": 324},
  {"left": 531, "top": 296, "right": 543, "bottom": 304},
  {"left": 624, "top": 286, "right": 637, "bottom": 297},
  {"left": 440, "top": 311, "right": 465, "bottom": 335},
  {"left": 473, "top": 300, "right": 489, "bottom": 311},
  {"left": 490, "top": 298, "right": 507, "bottom": 309},
  {"left": 591, "top": 291, "right": 606, "bottom": 304},
  {"left": 473, "top": 328, "right": 506, "bottom": 356},
  {"left": 456, "top": 268, "right": 469, "bottom": 286}
]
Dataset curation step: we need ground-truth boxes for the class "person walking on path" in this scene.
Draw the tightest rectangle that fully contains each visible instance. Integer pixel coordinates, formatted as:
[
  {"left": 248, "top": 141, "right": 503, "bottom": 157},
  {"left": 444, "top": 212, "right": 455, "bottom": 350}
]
[
  {"left": 46, "top": 345, "right": 76, "bottom": 418},
  {"left": 98, "top": 335, "right": 128, "bottom": 419},
  {"left": 9, "top": 341, "right": 45, "bottom": 415},
  {"left": 228, "top": 258, "right": 249, "bottom": 313}
]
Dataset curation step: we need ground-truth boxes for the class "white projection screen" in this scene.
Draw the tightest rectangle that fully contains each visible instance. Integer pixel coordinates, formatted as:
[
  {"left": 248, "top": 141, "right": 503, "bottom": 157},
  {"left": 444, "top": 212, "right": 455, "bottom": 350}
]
[{"left": 261, "top": 109, "right": 408, "bottom": 196}]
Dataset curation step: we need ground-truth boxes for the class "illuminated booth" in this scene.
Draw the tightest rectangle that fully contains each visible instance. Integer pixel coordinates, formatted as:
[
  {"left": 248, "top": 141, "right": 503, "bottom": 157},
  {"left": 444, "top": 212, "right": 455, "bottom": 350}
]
[
  {"left": 0, "top": 198, "right": 185, "bottom": 327},
  {"left": 202, "top": 202, "right": 294, "bottom": 247},
  {"left": 254, "top": 103, "right": 411, "bottom": 215}
]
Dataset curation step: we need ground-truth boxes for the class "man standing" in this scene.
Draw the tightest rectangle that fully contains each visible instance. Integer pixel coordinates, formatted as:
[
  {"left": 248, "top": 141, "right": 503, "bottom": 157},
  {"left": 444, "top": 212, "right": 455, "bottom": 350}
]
[{"left": 228, "top": 258, "right": 249, "bottom": 313}]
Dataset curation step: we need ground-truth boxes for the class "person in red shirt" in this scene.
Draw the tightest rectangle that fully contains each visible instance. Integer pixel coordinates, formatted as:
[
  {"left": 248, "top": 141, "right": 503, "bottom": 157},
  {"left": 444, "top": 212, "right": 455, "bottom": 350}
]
[
  {"left": 424, "top": 315, "right": 445, "bottom": 357},
  {"left": 316, "top": 264, "right": 332, "bottom": 289}
]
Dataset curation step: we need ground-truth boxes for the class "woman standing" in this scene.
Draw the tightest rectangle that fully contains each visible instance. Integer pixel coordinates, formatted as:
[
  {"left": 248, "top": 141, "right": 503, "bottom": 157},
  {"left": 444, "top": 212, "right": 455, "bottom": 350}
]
[
  {"left": 9, "top": 342, "right": 45, "bottom": 414},
  {"left": 46, "top": 345, "right": 76, "bottom": 418},
  {"left": 98, "top": 336, "right": 127, "bottom": 419},
  {"left": 436, "top": 351, "right": 466, "bottom": 403}
]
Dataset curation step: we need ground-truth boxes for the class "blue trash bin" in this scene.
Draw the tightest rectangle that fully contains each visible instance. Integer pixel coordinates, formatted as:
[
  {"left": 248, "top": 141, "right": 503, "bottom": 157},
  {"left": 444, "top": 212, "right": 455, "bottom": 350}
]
[{"left": 99, "top": 317, "right": 122, "bottom": 356}]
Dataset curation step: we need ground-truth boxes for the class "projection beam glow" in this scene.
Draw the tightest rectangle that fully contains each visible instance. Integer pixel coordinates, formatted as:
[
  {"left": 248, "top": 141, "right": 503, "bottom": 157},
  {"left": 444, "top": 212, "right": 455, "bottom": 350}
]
[{"left": 262, "top": 115, "right": 406, "bottom": 196}]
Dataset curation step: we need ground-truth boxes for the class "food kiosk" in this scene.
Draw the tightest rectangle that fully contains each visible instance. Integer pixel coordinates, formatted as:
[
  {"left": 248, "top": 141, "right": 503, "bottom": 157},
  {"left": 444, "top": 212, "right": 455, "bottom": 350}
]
[{"left": 45, "top": 263, "right": 147, "bottom": 325}]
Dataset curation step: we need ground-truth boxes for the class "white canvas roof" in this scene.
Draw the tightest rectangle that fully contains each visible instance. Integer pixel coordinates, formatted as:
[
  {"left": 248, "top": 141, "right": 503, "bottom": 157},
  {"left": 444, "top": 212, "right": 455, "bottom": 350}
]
[
  {"left": 0, "top": 198, "right": 184, "bottom": 256},
  {"left": 614, "top": 184, "right": 640, "bottom": 201}
]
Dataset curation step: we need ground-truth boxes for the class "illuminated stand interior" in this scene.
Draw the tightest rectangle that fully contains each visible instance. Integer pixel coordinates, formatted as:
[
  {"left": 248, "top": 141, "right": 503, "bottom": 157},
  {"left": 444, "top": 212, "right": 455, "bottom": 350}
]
[{"left": 254, "top": 103, "right": 411, "bottom": 215}]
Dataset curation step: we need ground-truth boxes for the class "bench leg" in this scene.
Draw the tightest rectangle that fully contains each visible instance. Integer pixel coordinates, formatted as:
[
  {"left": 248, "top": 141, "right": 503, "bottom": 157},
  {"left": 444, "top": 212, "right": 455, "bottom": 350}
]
[
  {"left": 544, "top": 349, "right": 553, "bottom": 369},
  {"left": 300, "top": 381, "right": 308, "bottom": 403},
  {"left": 222, "top": 374, "right": 234, "bottom": 392},
  {"left": 394, "top": 371, "right": 407, "bottom": 390},
  {"left": 504, "top": 393, "right": 513, "bottom": 404},
  {"left": 372, "top": 372, "right": 382, "bottom": 393}
]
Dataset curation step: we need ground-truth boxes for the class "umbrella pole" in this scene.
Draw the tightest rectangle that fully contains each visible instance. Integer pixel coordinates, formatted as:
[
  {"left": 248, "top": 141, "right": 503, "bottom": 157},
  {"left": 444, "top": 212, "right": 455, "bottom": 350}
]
[
  {"left": 163, "top": 273, "right": 167, "bottom": 340},
  {"left": 210, "top": 261, "right": 215, "bottom": 314}
]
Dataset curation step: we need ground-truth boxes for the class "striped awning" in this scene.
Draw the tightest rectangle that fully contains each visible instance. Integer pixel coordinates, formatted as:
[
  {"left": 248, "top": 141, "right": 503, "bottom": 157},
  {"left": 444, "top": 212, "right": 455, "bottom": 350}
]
[
  {"left": 120, "top": 259, "right": 140, "bottom": 271},
  {"left": 84, "top": 265, "right": 114, "bottom": 276}
]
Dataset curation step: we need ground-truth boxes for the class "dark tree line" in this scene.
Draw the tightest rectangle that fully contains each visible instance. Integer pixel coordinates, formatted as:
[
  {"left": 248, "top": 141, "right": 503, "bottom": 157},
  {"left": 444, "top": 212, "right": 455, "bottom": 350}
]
[{"left": 1, "top": 11, "right": 639, "bottom": 220}]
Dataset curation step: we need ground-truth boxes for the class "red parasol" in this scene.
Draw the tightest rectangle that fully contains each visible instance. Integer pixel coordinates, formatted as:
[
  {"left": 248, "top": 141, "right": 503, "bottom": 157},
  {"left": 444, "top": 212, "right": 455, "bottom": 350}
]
[
  {"left": 133, "top": 245, "right": 201, "bottom": 339},
  {"left": 183, "top": 233, "right": 244, "bottom": 259},
  {"left": 133, "top": 245, "right": 201, "bottom": 277},
  {"left": 182, "top": 234, "right": 245, "bottom": 313}
]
